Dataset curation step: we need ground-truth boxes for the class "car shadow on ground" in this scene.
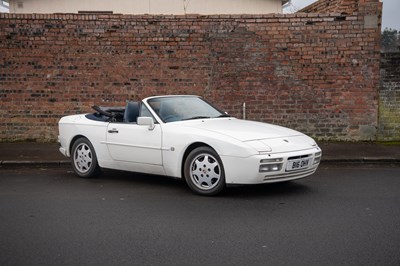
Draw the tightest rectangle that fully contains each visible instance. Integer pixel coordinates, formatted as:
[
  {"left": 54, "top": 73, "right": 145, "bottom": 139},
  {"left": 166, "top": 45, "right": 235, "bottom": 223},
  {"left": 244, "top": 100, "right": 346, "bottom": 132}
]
[
  {"left": 223, "top": 181, "right": 315, "bottom": 198},
  {"left": 88, "top": 168, "right": 316, "bottom": 199}
]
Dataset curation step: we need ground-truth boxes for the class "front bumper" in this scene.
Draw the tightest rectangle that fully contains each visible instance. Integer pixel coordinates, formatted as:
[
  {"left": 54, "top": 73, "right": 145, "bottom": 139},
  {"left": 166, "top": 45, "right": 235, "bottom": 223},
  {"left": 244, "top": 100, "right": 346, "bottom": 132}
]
[{"left": 221, "top": 147, "right": 321, "bottom": 185}]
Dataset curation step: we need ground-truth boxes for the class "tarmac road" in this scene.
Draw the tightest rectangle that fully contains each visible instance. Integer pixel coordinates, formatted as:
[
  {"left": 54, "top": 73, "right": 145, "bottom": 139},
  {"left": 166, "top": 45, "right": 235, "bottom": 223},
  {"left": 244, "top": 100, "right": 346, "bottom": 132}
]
[{"left": 0, "top": 164, "right": 400, "bottom": 266}]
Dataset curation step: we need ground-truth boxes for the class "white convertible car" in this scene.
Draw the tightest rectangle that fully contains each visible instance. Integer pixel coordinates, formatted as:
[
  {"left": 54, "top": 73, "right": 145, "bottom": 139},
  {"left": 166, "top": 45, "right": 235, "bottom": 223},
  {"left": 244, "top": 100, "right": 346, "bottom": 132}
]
[{"left": 58, "top": 95, "right": 321, "bottom": 195}]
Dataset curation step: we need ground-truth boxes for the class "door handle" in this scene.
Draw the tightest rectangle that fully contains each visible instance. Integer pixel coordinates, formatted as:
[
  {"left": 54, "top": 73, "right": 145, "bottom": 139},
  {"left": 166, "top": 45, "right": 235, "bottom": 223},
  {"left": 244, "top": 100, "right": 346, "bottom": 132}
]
[{"left": 108, "top": 129, "right": 119, "bottom": 134}]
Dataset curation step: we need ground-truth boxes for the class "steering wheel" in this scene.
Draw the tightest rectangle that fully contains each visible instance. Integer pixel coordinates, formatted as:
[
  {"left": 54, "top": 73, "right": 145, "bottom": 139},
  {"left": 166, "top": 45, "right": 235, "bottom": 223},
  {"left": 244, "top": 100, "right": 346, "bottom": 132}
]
[{"left": 163, "top": 115, "right": 178, "bottom": 122}]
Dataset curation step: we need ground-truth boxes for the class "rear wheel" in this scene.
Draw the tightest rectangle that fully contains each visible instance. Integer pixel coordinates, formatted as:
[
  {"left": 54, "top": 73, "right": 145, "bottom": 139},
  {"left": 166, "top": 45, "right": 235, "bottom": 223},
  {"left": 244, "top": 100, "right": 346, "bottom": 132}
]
[
  {"left": 71, "top": 137, "right": 100, "bottom": 178},
  {"left": 184, "top": 146, "right": 226, "bottom": 196}
]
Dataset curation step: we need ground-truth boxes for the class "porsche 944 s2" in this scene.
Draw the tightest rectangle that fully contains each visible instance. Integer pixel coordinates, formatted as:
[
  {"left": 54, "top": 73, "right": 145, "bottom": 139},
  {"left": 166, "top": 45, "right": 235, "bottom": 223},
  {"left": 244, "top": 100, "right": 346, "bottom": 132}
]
[{"left": 58, "top": 95, "right": 322, "bottom": 195}]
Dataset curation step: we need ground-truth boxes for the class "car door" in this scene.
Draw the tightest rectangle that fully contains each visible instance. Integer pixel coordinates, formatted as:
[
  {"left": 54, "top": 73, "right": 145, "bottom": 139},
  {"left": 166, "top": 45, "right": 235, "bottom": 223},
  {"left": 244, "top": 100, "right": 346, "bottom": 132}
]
[{"left": 105, "top": 122, "right": 162, "bottom": 166}]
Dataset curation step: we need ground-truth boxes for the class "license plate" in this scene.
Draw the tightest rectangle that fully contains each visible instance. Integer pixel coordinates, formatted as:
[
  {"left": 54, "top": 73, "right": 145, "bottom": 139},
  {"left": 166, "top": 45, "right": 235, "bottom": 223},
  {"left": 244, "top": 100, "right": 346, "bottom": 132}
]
[{"left": 286, "top": 158, "right": 310, "bottom": 171}]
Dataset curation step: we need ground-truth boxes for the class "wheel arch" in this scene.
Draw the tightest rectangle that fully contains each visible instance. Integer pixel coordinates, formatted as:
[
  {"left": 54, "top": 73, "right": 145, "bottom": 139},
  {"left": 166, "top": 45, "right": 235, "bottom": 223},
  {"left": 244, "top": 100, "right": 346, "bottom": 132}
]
[
  {"left": 69, "top": 134, "right": 88, "bottom": 155},
  {"left": 180, "top": 142, "right": 214, "bottom": 179}
]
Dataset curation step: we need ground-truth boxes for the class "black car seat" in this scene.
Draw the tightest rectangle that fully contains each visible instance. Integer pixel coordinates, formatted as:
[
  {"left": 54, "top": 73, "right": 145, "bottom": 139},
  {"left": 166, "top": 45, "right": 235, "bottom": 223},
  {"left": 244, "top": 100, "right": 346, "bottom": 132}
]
[{"left": 123, "top": 102, "right": 140, "bottom": 123}]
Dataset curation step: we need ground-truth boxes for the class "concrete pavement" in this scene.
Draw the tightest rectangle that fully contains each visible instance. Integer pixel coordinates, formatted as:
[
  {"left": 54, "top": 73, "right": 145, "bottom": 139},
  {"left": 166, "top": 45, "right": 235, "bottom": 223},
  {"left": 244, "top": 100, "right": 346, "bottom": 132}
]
[{"left": 0, "top": 141, "right": 399, "bottom": 166}]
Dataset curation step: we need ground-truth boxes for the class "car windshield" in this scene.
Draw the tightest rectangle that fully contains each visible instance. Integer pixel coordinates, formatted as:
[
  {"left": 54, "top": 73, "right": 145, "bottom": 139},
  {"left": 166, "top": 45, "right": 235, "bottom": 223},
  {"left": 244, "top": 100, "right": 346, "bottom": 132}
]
[{"left": 147, "top": 96, "right": 227, "bottom": 123}]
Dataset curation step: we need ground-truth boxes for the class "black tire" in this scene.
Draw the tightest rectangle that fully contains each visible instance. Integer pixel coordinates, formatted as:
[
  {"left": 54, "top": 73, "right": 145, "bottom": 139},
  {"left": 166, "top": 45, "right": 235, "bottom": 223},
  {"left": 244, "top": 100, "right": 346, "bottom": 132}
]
[
  {"left": 184, "top": 146, "right": 226, "bottom": 196},
  {"left": 71, "top": 137, "right": 100, "bottom": 178}
]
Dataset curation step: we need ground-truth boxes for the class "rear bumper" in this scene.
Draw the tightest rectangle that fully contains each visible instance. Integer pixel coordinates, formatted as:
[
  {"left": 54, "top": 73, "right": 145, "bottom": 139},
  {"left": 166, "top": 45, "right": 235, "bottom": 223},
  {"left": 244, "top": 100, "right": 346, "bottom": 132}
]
[
  {"left": 59, "top": 147, "right": 68, "bottom": 157},
  {"left": 58, "top": 135, "right": 69, "bottom": 157}
]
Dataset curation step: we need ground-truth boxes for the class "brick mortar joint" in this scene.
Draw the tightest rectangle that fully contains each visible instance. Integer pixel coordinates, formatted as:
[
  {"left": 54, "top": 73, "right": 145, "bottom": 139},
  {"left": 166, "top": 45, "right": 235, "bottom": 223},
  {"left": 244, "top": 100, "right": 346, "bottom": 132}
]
[{"left": 1, "top": 12, "right": 365, "bottom": 21}]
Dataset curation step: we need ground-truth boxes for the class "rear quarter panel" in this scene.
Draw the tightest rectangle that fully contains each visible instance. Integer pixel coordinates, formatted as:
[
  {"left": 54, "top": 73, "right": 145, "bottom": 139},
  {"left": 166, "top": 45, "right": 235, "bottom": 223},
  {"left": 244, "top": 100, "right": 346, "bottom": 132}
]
[{"left": 58, "top": 115, "right": 112, "bottom": 164}]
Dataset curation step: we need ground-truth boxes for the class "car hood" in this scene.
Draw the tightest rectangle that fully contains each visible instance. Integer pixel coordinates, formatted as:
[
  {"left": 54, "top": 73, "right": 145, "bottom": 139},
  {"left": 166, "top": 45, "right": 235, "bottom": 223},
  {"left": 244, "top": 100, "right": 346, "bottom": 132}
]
[{"left": 180, "top": 118, "right": 303, "bottom": 142}]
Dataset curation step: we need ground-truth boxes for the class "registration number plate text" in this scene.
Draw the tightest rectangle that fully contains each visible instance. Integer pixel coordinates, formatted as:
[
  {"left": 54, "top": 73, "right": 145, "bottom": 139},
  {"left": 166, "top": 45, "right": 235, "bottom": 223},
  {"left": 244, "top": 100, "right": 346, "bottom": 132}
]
[{"left": 286, "top": 158, "right": 310, "bottom": 171}]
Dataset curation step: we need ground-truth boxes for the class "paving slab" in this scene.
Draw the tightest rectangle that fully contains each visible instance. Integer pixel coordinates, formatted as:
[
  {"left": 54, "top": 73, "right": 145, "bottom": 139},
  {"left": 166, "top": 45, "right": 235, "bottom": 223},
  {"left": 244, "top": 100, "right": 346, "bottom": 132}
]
[
  {"left": 0, "top": 142, "right": 68, "bottom": 165},
  {"left": 0, "top": 141, "right": 399, "bottom": 166},
  {"left": 319, "top": 142, "right": 400, "bottom": 163}
]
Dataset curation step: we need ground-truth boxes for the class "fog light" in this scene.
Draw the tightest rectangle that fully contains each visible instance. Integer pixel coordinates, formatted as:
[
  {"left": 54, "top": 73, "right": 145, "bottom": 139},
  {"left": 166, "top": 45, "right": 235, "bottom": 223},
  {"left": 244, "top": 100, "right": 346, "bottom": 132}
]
[
  {"left": 259, "top": 165, "right": 270, "bottom": 172},
  {"left": 259, "top": 163, "right": 282, "bottom": 173},
  {"left": 271, "top": 165, "right": 280, "bottom": 171}
]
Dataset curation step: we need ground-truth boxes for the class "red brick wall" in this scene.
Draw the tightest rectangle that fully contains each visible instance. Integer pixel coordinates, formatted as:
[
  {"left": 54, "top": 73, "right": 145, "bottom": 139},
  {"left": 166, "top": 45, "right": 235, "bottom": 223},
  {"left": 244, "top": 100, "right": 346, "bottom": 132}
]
[{"left": 0, "top": 0, "right": 382, "bottom": 142}]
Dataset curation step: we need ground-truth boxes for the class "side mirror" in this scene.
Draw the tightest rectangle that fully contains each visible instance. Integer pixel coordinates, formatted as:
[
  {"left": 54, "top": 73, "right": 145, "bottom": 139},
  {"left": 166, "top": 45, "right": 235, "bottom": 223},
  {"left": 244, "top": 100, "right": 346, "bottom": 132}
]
[{"left": 137, "top": 117, "right": 155, "bottom": 130}]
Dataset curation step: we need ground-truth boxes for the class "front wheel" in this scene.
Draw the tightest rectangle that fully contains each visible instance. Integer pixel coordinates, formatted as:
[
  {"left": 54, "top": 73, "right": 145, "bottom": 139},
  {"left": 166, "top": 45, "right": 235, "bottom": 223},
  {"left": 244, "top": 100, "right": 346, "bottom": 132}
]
[
  {"left": 71, "top": 137, "right": 100, "bottom": 178},
  {"left": 184, "top": 147, "right": 226, "bottom": 196}
]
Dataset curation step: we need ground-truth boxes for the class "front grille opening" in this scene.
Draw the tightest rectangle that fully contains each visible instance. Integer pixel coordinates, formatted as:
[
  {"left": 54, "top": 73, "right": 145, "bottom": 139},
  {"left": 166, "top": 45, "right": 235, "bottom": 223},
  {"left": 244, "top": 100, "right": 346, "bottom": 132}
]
[{"left": 288, "top": 154, "right": 311, "bottom": 160}]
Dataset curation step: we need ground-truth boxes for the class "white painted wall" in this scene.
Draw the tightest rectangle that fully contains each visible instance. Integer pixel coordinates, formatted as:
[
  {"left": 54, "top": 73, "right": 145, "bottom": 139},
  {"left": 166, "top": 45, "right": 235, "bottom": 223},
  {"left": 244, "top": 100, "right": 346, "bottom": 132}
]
[
  {"left": 9, "top": 0, "right": 286, "bottom": 14},
  {"left": 0, "top": 0, "right": 9, "bottom": 12}
]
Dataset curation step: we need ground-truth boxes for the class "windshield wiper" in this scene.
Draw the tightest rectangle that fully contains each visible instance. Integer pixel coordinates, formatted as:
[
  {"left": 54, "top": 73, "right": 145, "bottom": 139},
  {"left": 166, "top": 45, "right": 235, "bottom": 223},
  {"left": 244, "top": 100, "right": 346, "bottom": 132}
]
[
  {"left": 216, "top": 114, "right": 231, "bottom": 118},
  {"left": 182, "top": 116, "right": 211, "bottom": 121}
]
